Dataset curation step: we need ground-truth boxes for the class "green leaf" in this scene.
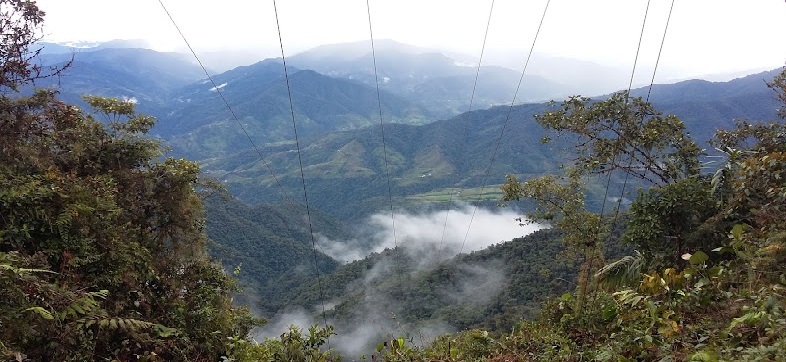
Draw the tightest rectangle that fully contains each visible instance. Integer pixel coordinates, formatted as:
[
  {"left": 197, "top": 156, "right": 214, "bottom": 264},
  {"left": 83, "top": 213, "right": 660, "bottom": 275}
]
[
  {"left": 689, "top": 251, "right": 709, "bottom": 265},
  {"left": 25, "top": 306, "right": 54, "bottom": 320},
  {"left": 731, "top": 224, "right": 745, "bottom": 240}
]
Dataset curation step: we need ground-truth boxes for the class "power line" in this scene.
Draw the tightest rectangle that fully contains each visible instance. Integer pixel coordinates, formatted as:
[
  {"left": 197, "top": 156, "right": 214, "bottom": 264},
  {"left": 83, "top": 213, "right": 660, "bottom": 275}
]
[
  {"left": 156, "top": 0, "right": 292, "bottom": 204},
  {"left": 365, "top": 1, "right": 414, "bottom": 343},
  {"left": 272, "top": 0, "right": 331, "bottom": 349},
  {"left": 458, "top": 0, "right": 551, "bottom": 255},
  {"left": 645, "top": 0, "right": 676, "bottom": 104},
  {"left": 365, "top": 0, "right": 399, "bottom": 253},
  {"left": 436, "top": 0, "right": 496, "bottom": 261},
  {"left": 584, "top": 0, "right": 655, "bottom": 308},
  {"left": 608, "top": 0, "right": 676, "bottom": 238},
  {"left": 594, "top": 0, "right": 652, "bottom": 229},
  {"left": 160, "top": 0, "right": 332, "bottom": 345}
]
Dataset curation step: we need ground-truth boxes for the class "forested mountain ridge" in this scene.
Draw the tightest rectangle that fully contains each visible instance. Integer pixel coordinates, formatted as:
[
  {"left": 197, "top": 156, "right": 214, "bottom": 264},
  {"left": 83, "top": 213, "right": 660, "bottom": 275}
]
[
  {"left": 28, "top": 47, "right": 204, "bottom": 115},
  {"left": 203, "top": 196, "right": 347, "bottom": 315},
  {"left": 157, "top": 60, "right": 432, "bottom": 159},
  {"left": 287, "top": 39, "right": 569, "bottom": 118},
  {"left": 31, "top": 44, "right": 434, "bottom": 160},
  {"left": 200, "top": 102, "right": 557, "bottom": 221},
  {"left": 632, "top": 68, "right": 784, "bottom": 143},
  {"left": 194, "top": 69, "right": 782, "bottom": 222},
  {"left": 32, "top": 41, "right": 780, "bottom": 214}
]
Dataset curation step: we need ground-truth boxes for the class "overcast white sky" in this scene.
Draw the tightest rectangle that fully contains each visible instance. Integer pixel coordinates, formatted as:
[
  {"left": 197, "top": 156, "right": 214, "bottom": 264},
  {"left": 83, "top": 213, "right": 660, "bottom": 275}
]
[{"left": 36, "top": 0, "right": 786, "bottom": 77}]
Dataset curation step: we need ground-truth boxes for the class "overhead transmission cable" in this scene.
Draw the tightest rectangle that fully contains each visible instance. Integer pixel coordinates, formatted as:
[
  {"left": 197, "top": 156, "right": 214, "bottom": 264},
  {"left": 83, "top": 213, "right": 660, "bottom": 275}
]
[
  {"left": 272, "top": 0, "right": 331, "bottom": 348},
  {"left": 159, "top": 0, "right": 336, "bottom": 290},
  {"left": 365, "top": 0, "right": 399, "bottom": 254},
  {"left": 595, "top": 0, "right": 652, "bottom": 229},
  {"left": 156, "top": 0, "right": 292, "bottom": 204},
  {"left": 436, "top": 0, "right": 496, "bottom": 262},
  {"left": 159, "top": 0, "right": 332, "bottom": 347},
  {"left": 458, "top": 0, "right": 551, "bottom": 255},
  {"left": 608, "top": 0, "right": 676, "bottom": 240},
  {"left": 583, "top": 0, "right": 655, "bottom": 306},
  {"left": 365, "top": 2, "right": 416, "bottom": 340}
]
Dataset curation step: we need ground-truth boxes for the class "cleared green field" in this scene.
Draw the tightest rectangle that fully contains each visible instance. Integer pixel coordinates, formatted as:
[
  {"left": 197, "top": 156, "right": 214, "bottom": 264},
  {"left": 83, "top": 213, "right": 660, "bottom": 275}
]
[{"left": 404, "top": 185, "right": 504, "bottom": 202}]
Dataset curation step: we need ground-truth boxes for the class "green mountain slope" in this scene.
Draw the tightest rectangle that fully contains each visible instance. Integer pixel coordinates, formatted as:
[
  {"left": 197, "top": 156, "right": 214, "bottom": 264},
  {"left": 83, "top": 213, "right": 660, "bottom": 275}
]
[
  {"left": 200, "top": 103, "right": 563, "bottom": 221},
  {"left": 204, "top": 196, "right": 347, "bottom": 316},
  {"left": 195, "top": 69, "right": 781, "bottom": 222},
  {"left": 288, "top": 39, "right": 570, "bottom": 118},
  {"left": 32, "top": 47, "right": 204, "bottom": 115},
  {"left": 257, "top": 228, "right": 629, "bottom": 356},
  {"left": 638, "top": 69, "right": 784, "bottom": 143},
  {"left": 156, "top": 60, "right": 433, "bottom": 159}
]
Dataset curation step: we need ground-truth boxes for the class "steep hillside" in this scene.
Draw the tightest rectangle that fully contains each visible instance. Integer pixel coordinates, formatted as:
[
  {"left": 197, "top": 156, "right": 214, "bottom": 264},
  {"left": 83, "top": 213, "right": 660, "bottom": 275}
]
[
  {"left": 199, "top": 103, "right": 566, "bottom": 221},
  {"left": 204, "top": 196, "right": 346, "bottom": 315},
  {"left": 157, "top": 59, "right": 433, "bottom": 159},
  {"left": 639, "top": 69, "right": 783, "bottom": 143},
  {"left": 257, "top": 227, "right": 630, "bottom": 356},
  {"left": 32, "top": 47, "right": 204, "bottom": 115},
  {"left": 282, "top": 229, "right": 573, "bottom": 330},
  {"left": 194, "top": 69, "right": 781, "bottom": 222}
]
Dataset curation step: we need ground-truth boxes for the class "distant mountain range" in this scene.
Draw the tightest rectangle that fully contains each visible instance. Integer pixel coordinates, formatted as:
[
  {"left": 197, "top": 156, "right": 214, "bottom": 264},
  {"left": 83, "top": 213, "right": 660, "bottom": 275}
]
[
  {"left": 27, "top": 39, "right": 785, "bottom": 335},
  {"left": 287, "top": 40, "right": 569, "bottom": 118},
  {"left": 28, "top": 40, "right": 784, "bottom": 223},
  {"left": 193, "top": 69, "right": 781, "bottom": 221},
  {"left": 158, "top": 60, "right": 432, "bottom": 159},
  {"left": 30, "top": 45, "right": 204, "bottom": 116}
]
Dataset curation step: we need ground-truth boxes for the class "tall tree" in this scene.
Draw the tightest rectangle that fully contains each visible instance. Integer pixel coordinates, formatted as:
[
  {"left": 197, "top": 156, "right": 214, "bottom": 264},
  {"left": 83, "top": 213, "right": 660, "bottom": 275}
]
[
  {"left": 0, "top": 1, "right": 258, "bottom": 360},
  {"left": 0, "top": 0, "right": 68, "bottom": 91},
  {"left": 535, "top": 92, "right": 702, "bottom": 186}
]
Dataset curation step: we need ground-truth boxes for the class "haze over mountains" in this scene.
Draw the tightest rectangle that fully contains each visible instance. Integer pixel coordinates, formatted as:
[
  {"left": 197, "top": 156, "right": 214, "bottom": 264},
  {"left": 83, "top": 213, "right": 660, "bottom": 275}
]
[
  {"left": 31, "top": 37, "right": 783, "bottom": 230},
  {"left": 32, "top": 36, "right": 783, "bottom": 234},
  {"left": 28, "top": 39, "right": 784, "bottom": 344}
]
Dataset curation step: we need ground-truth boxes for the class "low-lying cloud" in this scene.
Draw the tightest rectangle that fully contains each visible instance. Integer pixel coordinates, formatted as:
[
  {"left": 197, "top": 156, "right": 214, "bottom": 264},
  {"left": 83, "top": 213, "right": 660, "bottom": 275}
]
[
  {"left": 254, "top": 205, "right": 545, "bottom": 357},
  {"left": 319, "top": 204, "right": 543, "bottom": 263}
]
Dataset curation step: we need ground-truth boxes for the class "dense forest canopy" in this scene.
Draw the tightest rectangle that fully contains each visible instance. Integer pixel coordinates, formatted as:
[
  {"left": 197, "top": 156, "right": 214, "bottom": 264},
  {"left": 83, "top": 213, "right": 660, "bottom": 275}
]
[{"left": 0, "top": 1, "right": 259, "bottom": 360}]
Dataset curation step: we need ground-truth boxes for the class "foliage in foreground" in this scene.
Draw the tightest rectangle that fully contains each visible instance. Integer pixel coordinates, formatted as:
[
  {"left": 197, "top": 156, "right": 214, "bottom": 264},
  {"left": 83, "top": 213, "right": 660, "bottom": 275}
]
[
  {"left": 220, "top": 70, "right": 786, "bottom": 361},
  {"left": 0, "top": 89, "right": 264, "bottom": 360},
  {"left": 258, "top": 68, "right": 786, "bottom": 361},
  {"left": 0, "top": 2, "right": 266, "bottom": 359}
]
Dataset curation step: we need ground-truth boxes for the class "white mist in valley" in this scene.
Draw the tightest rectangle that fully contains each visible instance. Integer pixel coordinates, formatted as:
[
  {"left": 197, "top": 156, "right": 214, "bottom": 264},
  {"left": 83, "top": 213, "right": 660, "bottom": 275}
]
[
  {"left": 255, "top": 205, "right": 544, "bottom": 357},
  {"left": 318, "top": 205, "right": 544, "bottom": 263}
]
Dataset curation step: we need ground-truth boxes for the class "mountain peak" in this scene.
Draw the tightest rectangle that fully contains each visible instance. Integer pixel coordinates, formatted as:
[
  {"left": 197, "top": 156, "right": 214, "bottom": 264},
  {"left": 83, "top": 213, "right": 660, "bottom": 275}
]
[
  {"left": 291, "top": 39, "right": 438, "bottom": 62},
  {"left": 36, "top": 39, "right": 152, "bottom": 54}
]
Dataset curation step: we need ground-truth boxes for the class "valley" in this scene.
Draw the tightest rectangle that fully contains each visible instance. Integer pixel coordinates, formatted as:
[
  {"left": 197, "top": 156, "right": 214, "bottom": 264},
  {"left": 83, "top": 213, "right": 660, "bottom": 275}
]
[{"left": 9, "top": 27, "right": 786, "bottom": 359}]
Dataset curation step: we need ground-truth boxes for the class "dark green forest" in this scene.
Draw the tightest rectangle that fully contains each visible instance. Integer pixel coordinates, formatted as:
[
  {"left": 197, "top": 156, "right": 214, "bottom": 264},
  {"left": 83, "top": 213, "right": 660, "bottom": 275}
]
[{"left": 2, "top": 1, "right": 786, "bottom": 361}]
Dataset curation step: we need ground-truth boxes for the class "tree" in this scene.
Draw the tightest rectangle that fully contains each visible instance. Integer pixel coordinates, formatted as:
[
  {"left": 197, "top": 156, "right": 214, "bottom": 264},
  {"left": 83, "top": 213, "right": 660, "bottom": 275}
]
[
  {"left": 502, "top": 169, "right": 604, "bottom": 314},
  {"left": 0, "top": 2, "right": 259, "bottom": 359},
  {"left": 503, "top": 93, "right": 705, "bottom": 310},
  {"left": 708, "top": 68, "right": 786, "bottom": 276},
  {"left": 536, "top": 92, "right": 702, "bottom": 186},
  {"left": 622, "top": 177, "right": 722, "bottom": 266},
  {"left": 0, "top": 0, "right": 69, "bottom": 91},
  {"left": 0, "top": 89, "right": 261, "bottom": 360}
]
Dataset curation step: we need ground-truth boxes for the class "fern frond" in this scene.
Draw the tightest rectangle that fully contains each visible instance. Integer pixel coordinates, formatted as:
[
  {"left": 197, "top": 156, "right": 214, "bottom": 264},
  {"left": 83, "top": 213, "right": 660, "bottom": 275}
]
[
  {"left": 78, "top": 317, "right": 157, "bottom": 333},
  {"left": 57, "top": 293, "right": 103, "bottom": 322},
  {"left": 24, "top": 306, "right": 54, "bottom": 320},
  {"left": 595, "top": 251, "right": 648, "bottom": 289},
  {"left": 0, "top": 263, "right": 57, "bottom": 275}
]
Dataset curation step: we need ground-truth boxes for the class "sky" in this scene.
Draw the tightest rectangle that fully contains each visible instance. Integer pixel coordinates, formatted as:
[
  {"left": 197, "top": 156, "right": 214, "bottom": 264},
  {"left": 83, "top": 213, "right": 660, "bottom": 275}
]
[{"left": 36, "top": 0, "right": 786, "bottom": 78}]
